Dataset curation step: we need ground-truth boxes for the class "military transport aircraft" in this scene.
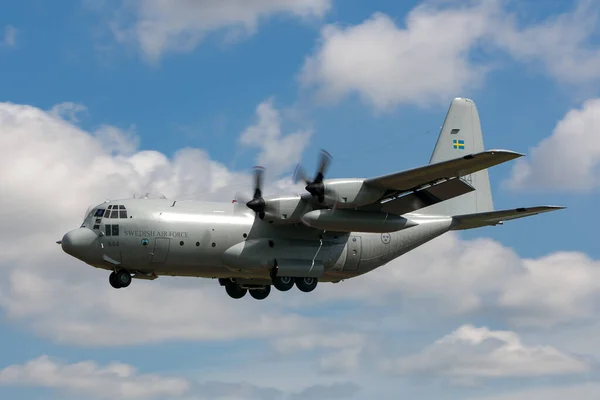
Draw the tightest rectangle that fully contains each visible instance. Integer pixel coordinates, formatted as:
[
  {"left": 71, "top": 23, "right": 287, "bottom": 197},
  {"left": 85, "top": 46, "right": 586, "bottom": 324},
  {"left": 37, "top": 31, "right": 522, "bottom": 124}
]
[{"left": 58, "top": 98, "right": 564, "bottom": 300}]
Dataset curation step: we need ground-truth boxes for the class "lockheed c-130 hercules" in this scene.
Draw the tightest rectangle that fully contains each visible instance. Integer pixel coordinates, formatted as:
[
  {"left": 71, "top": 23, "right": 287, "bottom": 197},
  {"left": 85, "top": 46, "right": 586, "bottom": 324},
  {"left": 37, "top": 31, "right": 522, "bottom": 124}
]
[{"left": 58, "top": 98, "right": 564, "bottom": 300}]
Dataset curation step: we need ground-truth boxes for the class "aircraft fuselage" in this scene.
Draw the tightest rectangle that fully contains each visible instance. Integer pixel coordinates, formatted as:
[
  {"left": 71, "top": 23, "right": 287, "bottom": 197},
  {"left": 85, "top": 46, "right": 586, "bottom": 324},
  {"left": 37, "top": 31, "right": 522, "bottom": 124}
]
[{"left": 62, "top": 198, "right": 453, "bottom": 292}]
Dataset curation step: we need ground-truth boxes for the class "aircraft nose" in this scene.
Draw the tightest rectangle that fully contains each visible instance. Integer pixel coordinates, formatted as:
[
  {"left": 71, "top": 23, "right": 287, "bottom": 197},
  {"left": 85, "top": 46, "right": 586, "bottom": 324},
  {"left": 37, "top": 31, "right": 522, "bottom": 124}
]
[{"left": 61, "top": 228, "right": 98, "bottom": 259}]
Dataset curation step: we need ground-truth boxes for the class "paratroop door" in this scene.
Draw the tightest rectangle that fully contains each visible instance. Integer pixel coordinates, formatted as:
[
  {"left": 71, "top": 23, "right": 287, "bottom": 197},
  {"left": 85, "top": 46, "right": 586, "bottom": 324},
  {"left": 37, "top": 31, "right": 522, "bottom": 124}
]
[
  {"left": 151, "top": 238, "right": 170, "bottom": 263},
  {"left": 344, "top": 236, "right": 362, "bottom": 271}
]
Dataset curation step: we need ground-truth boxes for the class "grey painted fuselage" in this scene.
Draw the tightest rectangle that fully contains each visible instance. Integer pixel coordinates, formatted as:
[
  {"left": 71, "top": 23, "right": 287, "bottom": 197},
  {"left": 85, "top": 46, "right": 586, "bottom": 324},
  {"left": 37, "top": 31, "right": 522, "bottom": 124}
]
[{"left": 75, "top": 198, "right": 452, "bottom": 284}]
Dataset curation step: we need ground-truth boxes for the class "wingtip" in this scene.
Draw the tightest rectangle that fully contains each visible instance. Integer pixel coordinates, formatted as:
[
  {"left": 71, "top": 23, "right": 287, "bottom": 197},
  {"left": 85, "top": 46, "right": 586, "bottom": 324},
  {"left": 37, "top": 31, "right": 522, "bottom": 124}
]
[
  {"left": 548, "top": 205, "right": 567, "bottom": 210},
  {"left": 526, "top": 205, "right": 567, "bottom": 212},
  {"left": 487, "top": 149, "right": 525, "bottom": 158}
]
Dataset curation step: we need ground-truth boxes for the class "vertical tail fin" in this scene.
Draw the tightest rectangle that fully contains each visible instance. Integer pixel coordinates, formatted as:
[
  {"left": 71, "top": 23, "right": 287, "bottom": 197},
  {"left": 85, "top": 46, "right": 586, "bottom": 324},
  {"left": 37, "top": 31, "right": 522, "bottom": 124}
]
[{"left": 420, "top": 98, "right": 494, "bottom": 216}]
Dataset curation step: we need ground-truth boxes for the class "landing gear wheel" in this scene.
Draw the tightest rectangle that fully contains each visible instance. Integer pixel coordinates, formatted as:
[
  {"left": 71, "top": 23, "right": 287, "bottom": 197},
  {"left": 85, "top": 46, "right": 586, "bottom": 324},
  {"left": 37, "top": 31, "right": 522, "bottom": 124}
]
[
  {"left": 109, "top": 272, "right": 121, "bottom": 289},
  {"left": 250, "top": 285, "right": 271, "bottom": 300},
  {"left": 116, "top": 269, "right": 132, "bottom": 288},
  {"left": 272, "top": 276, "right": 294, "bottom": 291},
  {"left": 225, "top": 282, "right": 247, "bottom": 299},
  {"left": 295, "top": 277, "right": 318, "bottom": 293}
]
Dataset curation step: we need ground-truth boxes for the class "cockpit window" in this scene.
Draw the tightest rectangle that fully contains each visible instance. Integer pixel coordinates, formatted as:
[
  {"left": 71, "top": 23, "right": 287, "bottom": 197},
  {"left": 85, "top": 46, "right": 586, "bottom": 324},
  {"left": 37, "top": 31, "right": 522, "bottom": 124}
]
[
  {"left": 94, "top": 209, "right": 105, "bottom": 217},
  {"left": 103, "top": 205, "right": 128, "bottom": 219}
]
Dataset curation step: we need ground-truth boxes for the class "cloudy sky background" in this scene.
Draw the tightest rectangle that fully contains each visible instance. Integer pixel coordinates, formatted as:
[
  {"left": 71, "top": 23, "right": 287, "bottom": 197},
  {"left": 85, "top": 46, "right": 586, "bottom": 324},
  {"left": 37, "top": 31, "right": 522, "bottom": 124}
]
[{"left": 1, "top": 0, "right": 599, "bottom": 399}]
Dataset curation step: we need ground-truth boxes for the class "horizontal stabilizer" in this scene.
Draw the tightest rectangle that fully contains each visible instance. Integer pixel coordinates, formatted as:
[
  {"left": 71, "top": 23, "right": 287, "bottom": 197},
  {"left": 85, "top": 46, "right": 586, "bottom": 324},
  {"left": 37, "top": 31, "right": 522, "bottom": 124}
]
[
  {"left": 365, "top": 177, "right": 475, "bottom": 215},
  {"left": 451, "top": 206, "right": 566, "bottom": 230},
  {"left": 364, "top": 149, "right": 522, "bottom": 192}
]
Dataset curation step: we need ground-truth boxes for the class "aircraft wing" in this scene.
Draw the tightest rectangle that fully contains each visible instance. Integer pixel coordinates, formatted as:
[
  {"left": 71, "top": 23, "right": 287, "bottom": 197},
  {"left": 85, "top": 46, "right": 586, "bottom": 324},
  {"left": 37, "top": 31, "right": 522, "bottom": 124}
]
[
  {"left": 364, "top": 149, "right": 522, "bottom": 192},
  {"left": 361, "top": 177, "right": 475, "bottom": 215},
  {"left": 451, "top": 206, "right": 566, "bottom": 230}
]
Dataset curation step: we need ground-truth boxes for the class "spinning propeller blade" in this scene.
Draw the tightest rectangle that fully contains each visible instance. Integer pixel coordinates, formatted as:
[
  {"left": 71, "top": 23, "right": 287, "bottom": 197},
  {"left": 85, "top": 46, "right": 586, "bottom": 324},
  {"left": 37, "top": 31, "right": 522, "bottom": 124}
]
[
  {"left": 295, "top": 149, "right": 333, "bottom": 203},
  {"left": 244, "top": 166, "right": 267, "bottom": 217}
]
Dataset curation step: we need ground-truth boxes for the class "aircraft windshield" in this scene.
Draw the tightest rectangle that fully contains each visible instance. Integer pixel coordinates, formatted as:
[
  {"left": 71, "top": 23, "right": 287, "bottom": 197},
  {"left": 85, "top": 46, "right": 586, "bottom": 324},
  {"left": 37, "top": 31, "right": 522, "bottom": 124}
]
[{"left": 103, "top": 205, "right": 128, "bottom": 219}]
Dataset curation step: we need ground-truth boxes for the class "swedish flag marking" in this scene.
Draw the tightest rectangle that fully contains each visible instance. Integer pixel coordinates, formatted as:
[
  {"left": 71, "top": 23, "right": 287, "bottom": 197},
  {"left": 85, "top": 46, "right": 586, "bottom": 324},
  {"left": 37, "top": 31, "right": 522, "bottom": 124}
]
[{"left": 453, "top": 139, "right": 465, "bottom": 150}]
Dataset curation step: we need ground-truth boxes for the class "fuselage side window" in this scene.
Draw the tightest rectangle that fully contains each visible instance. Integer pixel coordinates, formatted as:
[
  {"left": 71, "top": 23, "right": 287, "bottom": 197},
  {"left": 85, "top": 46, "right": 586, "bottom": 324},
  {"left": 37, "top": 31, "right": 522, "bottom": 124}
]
[
  {"left": 105, "top": 224, "right": 112, "bottom": 236},
  {"left": 112, "top": 224, "right": 119, "bottom": 236}
]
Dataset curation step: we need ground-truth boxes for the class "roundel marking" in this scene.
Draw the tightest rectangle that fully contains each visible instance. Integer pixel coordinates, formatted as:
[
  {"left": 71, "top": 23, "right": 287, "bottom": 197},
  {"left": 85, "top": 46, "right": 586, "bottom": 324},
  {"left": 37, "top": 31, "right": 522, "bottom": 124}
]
[
  {"left": 381, "top": 233, "right": 391, "bottom": 244},
  {"left": 141, "top": 238, "right": 149, "bottom": 246}
]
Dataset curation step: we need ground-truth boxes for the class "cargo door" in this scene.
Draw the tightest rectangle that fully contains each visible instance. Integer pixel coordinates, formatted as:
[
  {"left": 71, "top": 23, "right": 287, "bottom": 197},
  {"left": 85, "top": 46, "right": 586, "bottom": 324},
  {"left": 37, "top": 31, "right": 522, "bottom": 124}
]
[
  {"left": 344, "top": 236, "right": 362, "bottom": 271},
  {"left": 151, "top": 238, "right": 170, "bottom": 263}
]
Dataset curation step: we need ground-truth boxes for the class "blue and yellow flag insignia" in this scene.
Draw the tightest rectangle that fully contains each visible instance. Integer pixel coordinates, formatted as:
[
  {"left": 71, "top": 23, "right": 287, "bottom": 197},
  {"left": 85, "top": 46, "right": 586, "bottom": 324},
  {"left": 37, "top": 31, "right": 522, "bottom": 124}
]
[{"left": 453, "top": 139, "right": 465, "bottom": 149}]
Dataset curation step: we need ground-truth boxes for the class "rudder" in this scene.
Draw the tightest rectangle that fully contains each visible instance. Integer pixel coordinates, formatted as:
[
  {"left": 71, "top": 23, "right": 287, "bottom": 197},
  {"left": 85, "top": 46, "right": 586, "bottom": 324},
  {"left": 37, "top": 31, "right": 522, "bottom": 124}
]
[{"left": 420, "top": 98, "right": 494, "bottom": 216}]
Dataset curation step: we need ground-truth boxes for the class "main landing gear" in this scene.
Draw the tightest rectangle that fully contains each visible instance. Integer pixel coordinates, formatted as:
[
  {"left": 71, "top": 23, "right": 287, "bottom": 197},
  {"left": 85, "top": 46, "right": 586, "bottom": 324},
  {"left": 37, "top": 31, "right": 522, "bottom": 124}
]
[
  {"left": 221, "top": 276, "right": 318, "bottom": 300},
  {"left": 109, "top": 269, "right": 132, "bottom": 289}
]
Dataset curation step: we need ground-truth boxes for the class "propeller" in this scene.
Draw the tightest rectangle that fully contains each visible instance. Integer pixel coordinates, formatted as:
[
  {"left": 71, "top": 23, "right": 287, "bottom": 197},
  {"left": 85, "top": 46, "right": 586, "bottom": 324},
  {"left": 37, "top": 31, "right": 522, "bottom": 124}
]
[
  {"left": 246, "top": 166, "right": 265, "bottom": 212},
  {"left": 236, "top": 166, "right": 269, "bottom": 218},
  {"left": 293, "top": 149, "right": 332, "bottom": 203}
]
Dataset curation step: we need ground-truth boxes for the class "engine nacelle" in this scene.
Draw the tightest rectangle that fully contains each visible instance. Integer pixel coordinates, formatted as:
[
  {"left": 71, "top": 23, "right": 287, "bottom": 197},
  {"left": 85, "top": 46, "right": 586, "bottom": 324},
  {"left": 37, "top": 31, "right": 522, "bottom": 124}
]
[
  {"left": 320, "top": 179, "right": 386, "bottom": 208},
  {"left": 249, "top": 196, "right": 310, "bottom": 224},
  {"left": 301, "top": 209, "right": 417, "bottom": 233}
]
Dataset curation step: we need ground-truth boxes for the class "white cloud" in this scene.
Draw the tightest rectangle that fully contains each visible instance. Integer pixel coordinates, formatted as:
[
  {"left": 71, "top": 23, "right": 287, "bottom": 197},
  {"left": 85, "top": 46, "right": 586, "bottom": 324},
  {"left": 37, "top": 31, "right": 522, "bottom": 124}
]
[
  {"left": 505, "top": 97, "right": 600, "bottom": 191},
  {"left": 274, "top": 332, "right": 364, "bottom": 353},
  {"left": 3, "top": 25, "right": 17, "bottom": 47},
  {"left": 49, "top": 102, "right": 88, "bottom": 123},
  {"left": 470, "top": 383, "right": 600, "bottom": 400},
  {"left": 239, "top": 98, "right": 312, "bottom": 175},
  {"left": 499, "top": 252, "right": 600, "bottom": 326},
  {"left": 289, "top": 382, "right": 361, "bottom": 400},
  {"left": 0, "top": 355, "right": 362, "bottom": 400},
  {"left": 383, "top": 324, "right": 591, "bottom": 385},
  {"left": 491, "top": 0, "right": 600, "bottom": 86},
  {"left": 300, "top": 0, "right": 600, "bottom": 110},
  {"left": 93, "top": 124, "right": 140, "bottom": 156},
  {"left": 109, "top": 0, "right": 331, "bottom": 61},
  {"left": 0, "top": 355, "right": 190, "bottom": 399},
  {"left": 0, "top": 100, "right": 311, "bottom": 346},
  {"left": 300, "top": 5, "right": 495, "bottom": 109},
  {"left": 274, "top": 332, "right": 365, "bottom": 374},
  {"left": 301, "top": 230, "right": 600, "bottom": 329}
]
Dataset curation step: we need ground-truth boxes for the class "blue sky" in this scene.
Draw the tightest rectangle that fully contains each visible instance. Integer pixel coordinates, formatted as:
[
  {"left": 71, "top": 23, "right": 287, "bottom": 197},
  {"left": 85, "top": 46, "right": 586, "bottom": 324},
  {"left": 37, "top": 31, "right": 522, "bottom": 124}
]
[{"left": 1, "top": 0, "right": 600, "bottom": 399}]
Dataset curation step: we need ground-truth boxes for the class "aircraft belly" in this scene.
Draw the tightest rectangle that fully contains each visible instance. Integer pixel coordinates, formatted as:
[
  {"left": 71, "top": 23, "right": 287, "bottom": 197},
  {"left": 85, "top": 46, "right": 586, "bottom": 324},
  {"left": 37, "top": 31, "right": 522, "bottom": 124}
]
[{"left": 222, "top": 237, "right": 344, "bottom": 276}]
